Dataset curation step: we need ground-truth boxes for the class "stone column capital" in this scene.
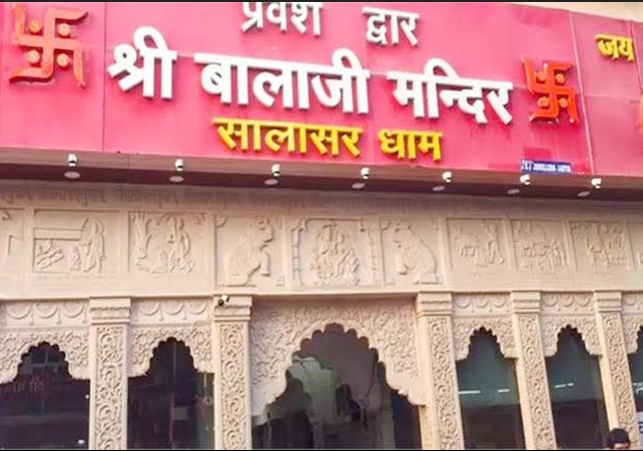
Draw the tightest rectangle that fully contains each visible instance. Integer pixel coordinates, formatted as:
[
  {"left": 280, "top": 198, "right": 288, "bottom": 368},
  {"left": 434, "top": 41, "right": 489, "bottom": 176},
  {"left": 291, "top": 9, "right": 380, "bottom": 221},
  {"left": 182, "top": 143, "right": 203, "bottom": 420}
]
[
  {"left": 510, "top": 291, "right": 542, "bottom": 315},
  {"left": 593, "top": 291, "right": 623, "bottom": 314},
  {"left": 213, "top": 295, "right": 252, "bottom": 322},
  {"left": 89, "top": 297, "right": 131, "bottom": 324},
  {"left": 415, "top": 292, "right": 453, "bottom": 317}
]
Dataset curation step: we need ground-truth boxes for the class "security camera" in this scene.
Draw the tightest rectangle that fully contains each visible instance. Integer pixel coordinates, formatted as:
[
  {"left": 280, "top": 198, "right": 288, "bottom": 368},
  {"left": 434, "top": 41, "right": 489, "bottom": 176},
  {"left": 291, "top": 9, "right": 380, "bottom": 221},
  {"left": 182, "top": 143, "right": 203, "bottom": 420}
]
[
  {"left": 360, "top": 167, "right": 371, "bottom": 181},
  {"left": 217, "top": 294, "right": 230, "bottom": 307},
  {"left": 67, "top": 153, "right": 78, "bottom": 168},
  {"left": 271, "top": 163, "right": 281, "bottom": 178},
  {"left": 175, "top": 158, "right": 185, "bottom": 173},
  {"left": 442, "top": 171, "right": 453, "bottom": 184},
  {"left": 591, "top": 177, "right": 602, "bottom": 190}
]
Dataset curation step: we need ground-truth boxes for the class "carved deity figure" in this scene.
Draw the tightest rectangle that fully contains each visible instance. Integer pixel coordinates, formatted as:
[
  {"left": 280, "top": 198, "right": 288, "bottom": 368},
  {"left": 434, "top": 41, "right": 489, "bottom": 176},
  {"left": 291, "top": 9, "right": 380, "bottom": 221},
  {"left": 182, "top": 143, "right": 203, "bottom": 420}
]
[
  {"left": 309, "top": 221, "right": 360, "bottom": 286},
  {"left": 131, "top": 213, "right": 196, "bottom": 274},
  {"left": 224, "top": 218, "right": 274, "bottom": 287},
  {"left": 391, "top": 221, "right": 438, "bottom": 284},
  {"left": 69, "top": 217, "right": 106, "bottom": 274}
]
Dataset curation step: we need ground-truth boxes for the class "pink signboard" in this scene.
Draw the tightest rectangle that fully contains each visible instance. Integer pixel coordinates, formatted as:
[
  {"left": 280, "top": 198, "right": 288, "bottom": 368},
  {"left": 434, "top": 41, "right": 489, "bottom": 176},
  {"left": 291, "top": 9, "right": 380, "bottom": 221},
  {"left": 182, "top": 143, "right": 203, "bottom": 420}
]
[{"left": 0, "top": 1, "right": 642, "bottom": 177}]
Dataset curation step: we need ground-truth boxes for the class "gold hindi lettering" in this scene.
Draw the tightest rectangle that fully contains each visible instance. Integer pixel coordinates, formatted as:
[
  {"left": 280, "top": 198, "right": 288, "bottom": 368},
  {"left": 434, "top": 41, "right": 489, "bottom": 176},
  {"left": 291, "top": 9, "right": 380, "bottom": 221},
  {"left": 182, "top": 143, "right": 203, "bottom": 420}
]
[
  {"left": 379, "top": 129, "right": 443, "bottom": 162},
  {"left": 595, "top": 34, "right": 635, "bottom": 62},
  {"left": 213, "top": 118, "right": 363, "bottom": 158}
]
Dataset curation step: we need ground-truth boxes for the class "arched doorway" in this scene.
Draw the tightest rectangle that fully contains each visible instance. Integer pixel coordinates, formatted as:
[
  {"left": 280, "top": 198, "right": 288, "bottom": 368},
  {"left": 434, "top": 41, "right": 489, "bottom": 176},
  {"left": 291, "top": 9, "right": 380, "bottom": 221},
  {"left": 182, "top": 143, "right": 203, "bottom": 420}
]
[
  {"left": 0, "top": 343, "right": 89, "bottom": 449},
  {"left": 628, "top": 327, "right": 643, "bottom": 442},
  {"left": 127, "top": 339, "right": 214, "bottom": 449},
  {"left": 546, "top": 327, "right": 609, "bottom": 449},
  {"left": 456, "top": 330, "right": 525, "bottom": 449},
  {"left": 252, "top": 324, "right": 421, "bottom": 449}
]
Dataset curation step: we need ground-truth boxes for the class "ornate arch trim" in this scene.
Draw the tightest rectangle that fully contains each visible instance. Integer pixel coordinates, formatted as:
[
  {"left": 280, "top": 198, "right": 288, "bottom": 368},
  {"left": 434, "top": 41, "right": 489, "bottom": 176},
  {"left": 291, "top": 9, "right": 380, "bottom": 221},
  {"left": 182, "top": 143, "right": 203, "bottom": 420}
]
[
  {"left": 249, "top": 301, "right": 421, "bottom": 417},
  {"left": 623, "top": 315, "right": 643, "bottom": 355},
  {"left": 129, "top": 325, "right": 213, "bottom": 377},
  {"left": 541, "top": 316, "right": 601, "bottom": 357},
  {"left": 453, "top": 318, "right": 517, "bottom": 361},
  {"left": 0, "top": 329, "right": 89, "bottom": 384}
]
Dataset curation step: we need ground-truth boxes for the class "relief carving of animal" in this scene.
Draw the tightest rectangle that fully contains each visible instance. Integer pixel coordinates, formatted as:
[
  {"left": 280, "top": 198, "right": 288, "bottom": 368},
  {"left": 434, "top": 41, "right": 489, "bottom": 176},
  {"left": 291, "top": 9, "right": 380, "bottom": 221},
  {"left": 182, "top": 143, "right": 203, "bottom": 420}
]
[
  {"left": 391, "top": 221, "right": 439, "bottom": 284},
  {"left": 224, "top": 218, "right": 275, "bottom": 286}
]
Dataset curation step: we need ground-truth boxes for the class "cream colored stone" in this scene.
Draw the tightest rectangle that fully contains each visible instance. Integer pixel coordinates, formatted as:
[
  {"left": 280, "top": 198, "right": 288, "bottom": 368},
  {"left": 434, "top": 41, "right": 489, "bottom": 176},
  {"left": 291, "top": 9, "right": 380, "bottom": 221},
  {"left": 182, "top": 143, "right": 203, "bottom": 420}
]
[{"left": 0, "top": 181, "right": 642, "bottom": 450}]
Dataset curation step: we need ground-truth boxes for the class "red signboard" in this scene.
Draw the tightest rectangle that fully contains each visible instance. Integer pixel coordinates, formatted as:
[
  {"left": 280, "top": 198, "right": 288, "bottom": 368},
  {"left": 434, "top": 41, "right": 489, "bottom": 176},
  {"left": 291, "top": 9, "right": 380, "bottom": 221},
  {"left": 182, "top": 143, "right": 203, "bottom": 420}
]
[{"left": 0, "top": 1, "right": 642, "bottom": 177}]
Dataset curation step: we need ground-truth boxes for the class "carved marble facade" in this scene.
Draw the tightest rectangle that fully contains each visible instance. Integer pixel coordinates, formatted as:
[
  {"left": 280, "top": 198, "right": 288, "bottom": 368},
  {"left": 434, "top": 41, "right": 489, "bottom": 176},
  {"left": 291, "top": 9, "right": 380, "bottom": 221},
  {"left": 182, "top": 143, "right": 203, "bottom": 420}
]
[{"left": 1, "top": 181, "right": 642, "bottom": 449}]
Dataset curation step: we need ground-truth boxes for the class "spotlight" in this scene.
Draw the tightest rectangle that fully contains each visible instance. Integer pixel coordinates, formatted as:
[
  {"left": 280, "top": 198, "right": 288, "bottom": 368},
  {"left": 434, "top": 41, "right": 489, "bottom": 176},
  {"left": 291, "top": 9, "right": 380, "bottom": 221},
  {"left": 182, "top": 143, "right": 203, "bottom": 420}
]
[
  {"left": 591, "top": 177, "right": 602, "bottom": 190},
  {"left": 442, "top": 171, "right": 453, "bottom": 184},
  {"left": 360, "top": 167, "right": 371, "bottom": 181},
  {"left": 175, "top": 158, "right": 185, "bottom": 173},
  {"left": 64, "top": 153, "right": 81, "bottom": 180},
  {"left": 67, "top": 153, "right": 78, "bottom": 167},
  {"left": 271, "top": 163, "right": 281, "bottom": 178},
  {"left": 217, "top": 294, "right": 230, "bottom": 307},
  {"left": 520, "top": 174, "right": 531, "bottom": 186}
]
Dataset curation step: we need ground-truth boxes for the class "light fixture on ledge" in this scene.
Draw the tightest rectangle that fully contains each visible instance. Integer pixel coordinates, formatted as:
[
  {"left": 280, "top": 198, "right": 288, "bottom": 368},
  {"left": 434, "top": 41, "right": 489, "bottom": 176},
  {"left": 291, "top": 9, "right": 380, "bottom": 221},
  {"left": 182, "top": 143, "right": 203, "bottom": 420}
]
[
  {"left": 64, "top": 153, "right": 81, "bottom": 180},
  {"left": 442, "top": 171, "right": 453, "bottom": 184},
  {"left": 169, "top": 158, "right": 185, "bottom": 184},
  {"left": 352, "top": 166, "right": 370, "bottom": 190},
  {"left": 265, "top": 163, "right": 281, "bottom": 187},
  {"left": 519, "top": 174, "right": 531, "bottom": 186},
  {"left": 591, "top": 177, "right": 602, "bottom": 190}
]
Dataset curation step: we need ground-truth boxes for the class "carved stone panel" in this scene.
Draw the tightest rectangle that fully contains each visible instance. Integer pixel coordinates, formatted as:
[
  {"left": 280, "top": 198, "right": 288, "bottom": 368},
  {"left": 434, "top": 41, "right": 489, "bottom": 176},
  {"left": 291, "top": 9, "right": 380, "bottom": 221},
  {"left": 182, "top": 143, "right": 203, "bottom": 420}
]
[
  {"left": 453, "top": 318, "right": 517, "bottom": 361},
  {"left": 129, "top": 325, "right": 213, "bottom": 377},
  {"left": 541, "top": 316, "right": 601, "bottom": 357},
  {"left": 0, "top": 208, "right": 25, "bottom": 277},
  {"left": 447, "top": 219, "right": 508, "bottom": 272},
  {"left": 129, "top": 212, "right": 207, "bottom": 275},
  {"left": 628, "top": 222, "right": 643, "bottom": 272},
  {"left": 130, "top": 299, "right": 212, "bottom": 325},
  {"left": 570, "top": 222, "right": 630, "bottom": 273},
  {"left": 0, "top": 300, "right": 88, "bottom": 328},
  {"left": 290, "top": 218, "right": 379, "bottom": 288},
  {"left": 380, "top": 219, "right": 443, "bottom": 287},
  {"left": 511, "top": 220, "right": 568, "bottom": 273},
  {"left": 32, "top": 210, "right": 118, "bottom": 275},
  {"left": 541, "top": 293, "right": 593, "bottom": 315},
  {"left": 453, "top": 294, "right": 510, "bottom": 317},
  {"left": 216, "top": 217, "right": 284, "bottom": 289},
  {"left": 250, "top": 300, "right": 421, "bottom": 417},
  {"left": 0, "top": 329, "right": 90, "bottom": 384}
]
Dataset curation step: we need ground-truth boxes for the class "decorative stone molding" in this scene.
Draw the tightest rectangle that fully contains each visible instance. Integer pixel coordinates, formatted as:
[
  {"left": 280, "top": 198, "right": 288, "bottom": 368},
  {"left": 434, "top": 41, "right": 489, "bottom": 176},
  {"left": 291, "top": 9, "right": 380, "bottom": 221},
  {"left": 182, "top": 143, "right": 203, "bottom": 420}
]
[
  {"left": 0, "top": 300, "right": 89, "bottom": 327},
  {"left": 250, "top": 298, "right": 421, "bottom": 417},
  {"left": 88, "top": 298, "right": 130, "bottom": 450},
  {"left": 623, "top": 314, "right": 643, "bottom": 354},
  {"left": 130, "top": 326, "right": 213, "bottom": 376},
  {"left": 593, "top": 292, "right": 641, "bottom": 449},
  {"left": 453, "top": 317, "right": 517, "bottom": 361},
  {"left": 0, "top": 329, "right": 89, "bottom": 383},
  {"left": 415, "top": 293, "right": 464, "bottom": 450},
  {"left": 541, "top": 315, "right": 601, "bottom": 357},
  {"left": 510, "top": 292, "right": 556, "bottom": 450},
  {"left": 213, "top": 296, "right": 252, "bottom": 450}
]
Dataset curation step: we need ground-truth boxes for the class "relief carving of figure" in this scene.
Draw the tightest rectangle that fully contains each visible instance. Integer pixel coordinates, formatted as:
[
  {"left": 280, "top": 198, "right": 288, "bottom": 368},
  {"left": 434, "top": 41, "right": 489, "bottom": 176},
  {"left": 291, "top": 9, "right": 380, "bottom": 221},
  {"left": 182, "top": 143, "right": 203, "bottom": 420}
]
[
  {"left": 68, "top": 218, "right": 106, "bottom": 274},
  {"left": 131, "top": 213, "right": 197, "bottom": 274},
  {"left": 576, "top": 223, "right": 628, "bottom": 269},
  {"left": 224, "top": 218, "right": 274, "bottom": 287},
  {"left": 513, "top": 221, "right": 565, "bottom": 272},
  {"left": 391, "top": 221, "right": 439, "bottom": 284},
  {"left": 309, "top": 221, "right": 360, "bottom": 286},
  {"left": 453, "top": 222, "right": 505, "bottom": 268}
]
